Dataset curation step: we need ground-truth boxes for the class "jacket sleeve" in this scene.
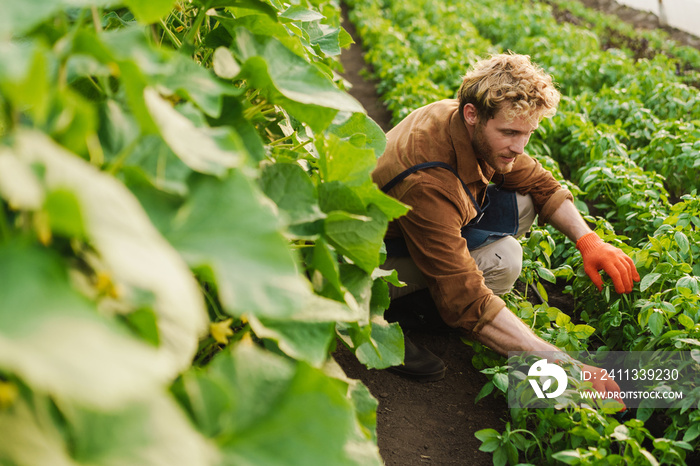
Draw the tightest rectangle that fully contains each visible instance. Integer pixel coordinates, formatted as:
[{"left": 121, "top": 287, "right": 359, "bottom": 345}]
[
  {"left": 501, "top": 155, "right": 574, "bottom": 224},
  {"left": 395, "top": 180, "right": 505, "bottom": 333}
]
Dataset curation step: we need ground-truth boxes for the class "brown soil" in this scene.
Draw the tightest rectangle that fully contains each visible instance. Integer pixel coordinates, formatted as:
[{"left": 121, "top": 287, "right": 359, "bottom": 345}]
[{"left": 335, "top": 2, "right": 699, "bottom": 465}]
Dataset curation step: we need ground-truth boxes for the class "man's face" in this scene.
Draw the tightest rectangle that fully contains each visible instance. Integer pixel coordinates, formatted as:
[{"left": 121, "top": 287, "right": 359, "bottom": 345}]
[{"left": 470, "top": 109, "right": 538, "bottom": 174}]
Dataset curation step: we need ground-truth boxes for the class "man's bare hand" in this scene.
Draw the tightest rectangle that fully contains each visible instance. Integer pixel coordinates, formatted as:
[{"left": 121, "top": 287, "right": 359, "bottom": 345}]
[{"left": 581, "top": 363, "right": 626, "bottom": 409}]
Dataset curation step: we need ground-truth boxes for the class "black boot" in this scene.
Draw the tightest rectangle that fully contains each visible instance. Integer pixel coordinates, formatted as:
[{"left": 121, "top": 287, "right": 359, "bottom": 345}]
[
  {"left": 388, "top": 336, "right": 446, "bottom": 382},
  {"left": 384, "top": 289, "right": 451, "bottom": 333}
]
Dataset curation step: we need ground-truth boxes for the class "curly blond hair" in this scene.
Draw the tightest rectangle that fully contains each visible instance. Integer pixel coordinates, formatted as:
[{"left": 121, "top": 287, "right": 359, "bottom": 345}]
[{"left": 458, "top": 53, "right": 560, "bottom": 123}]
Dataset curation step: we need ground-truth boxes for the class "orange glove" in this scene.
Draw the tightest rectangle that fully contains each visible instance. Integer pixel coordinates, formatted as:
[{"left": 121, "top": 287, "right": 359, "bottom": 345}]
[{"left": 576, "top": 232, "right": 640, "bottom": 293}]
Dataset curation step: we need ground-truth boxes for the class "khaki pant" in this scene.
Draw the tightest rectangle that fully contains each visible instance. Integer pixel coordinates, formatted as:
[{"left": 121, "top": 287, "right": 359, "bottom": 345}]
[{"left": 385, "top": 193, "right": 536, "bottom": 299}]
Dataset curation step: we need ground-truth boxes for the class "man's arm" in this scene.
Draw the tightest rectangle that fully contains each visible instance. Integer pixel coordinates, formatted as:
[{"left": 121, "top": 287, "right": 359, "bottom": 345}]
[
  {"left": 474, "top": 303, "right": 623, "bottom": 401},
  {"left": 546, "top": 198, "right": 591, "bottom": 243}
]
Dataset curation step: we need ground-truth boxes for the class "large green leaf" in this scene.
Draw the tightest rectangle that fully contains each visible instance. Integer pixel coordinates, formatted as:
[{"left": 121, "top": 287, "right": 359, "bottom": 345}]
[
  {"left": 328, "top": 111, "right": 387, "bottom": 159},
  {"left": 333, "top": 265, "right": 404, "bottom": 369},
  {"left": 177, "top": 343, "right": 383, "bottom": 466},
  {"left": 319, "top": 135, "right": 377, "bottom": 187},
  {"left": 234, "top": 28, "right": 364, "bottom": 132},
  {"left": 336, "top": 318, "right": 404, "bottom": 370},
  {"left": 14, "top": 130, "right": 209, "bottom": 375},
  {"left": 124, "top": 0, "right": 175, "bottom": 24},
  {"left": 259, "top": 162, "right": 325, "bottom": 227},
  {"left": 0, "top": 243, "right": 169, "bottom": 408},
  {"left": 165, "top": 170, "right": 305, "bottom": 318},
  {"left": 144, "top": 88, "right": 244, "bottom": 176},
  {"left": 0, "top": 389, "right": 218, "bottom": 466},
  {"left": 324, "top": 205, "right": 388, "bottom": 274},
  {"left": 166, "top": 169, "right": 358, "bottom": 322},
  {"left": 248, "top": 316, "right": 335, "bottom": 367},
  {"left": 0, "top": 0, "right": 114, "bottom": 37}
]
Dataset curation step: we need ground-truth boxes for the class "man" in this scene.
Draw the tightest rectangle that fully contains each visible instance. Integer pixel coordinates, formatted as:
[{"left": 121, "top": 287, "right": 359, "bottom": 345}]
[{"left": 373, "top": 53, "right": 639, "bottom": 398}]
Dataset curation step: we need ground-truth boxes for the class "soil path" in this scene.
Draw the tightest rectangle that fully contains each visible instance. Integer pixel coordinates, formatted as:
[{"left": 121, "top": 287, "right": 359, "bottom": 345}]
[{"left": 334, "top": 5, "right": 508, "bottom": 466}]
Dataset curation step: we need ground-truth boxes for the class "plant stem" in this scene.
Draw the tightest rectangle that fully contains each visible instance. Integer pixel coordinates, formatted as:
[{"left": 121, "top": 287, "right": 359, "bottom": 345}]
[
  {"left": 159, "top": 19, "right": 182, "bottom": 48},
  {"left": 91, "top": 6, "right": 103, "bottom": 34},
  {"left": 288, "top": 139, "right": 314, "bottom": 152},
  {"left": 243, "top": 101, "right": 268, "bottom": 120},
  {"left": 106, "top": 136, "right": 140, "bottom": 175},
  {"left": 510, "top": 428, "right": 544, "bottom": 458},
  {"left": 0, "top": 201, "right": 10, "bottom": 242},
  {"left": 184, "top": 7, "right": 207, "bottom": 45}
]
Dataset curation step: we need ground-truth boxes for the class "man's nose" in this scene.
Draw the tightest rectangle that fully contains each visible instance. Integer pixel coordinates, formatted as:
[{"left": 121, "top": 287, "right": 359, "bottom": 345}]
[{"left": 510, "top": 135, "right": 529, "bottom": 154}]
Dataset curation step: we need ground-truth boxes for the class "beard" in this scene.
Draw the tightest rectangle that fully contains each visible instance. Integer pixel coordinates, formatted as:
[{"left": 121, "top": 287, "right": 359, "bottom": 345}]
[{"left": 471, "top": 123, "right": 519, "bottom": 174}]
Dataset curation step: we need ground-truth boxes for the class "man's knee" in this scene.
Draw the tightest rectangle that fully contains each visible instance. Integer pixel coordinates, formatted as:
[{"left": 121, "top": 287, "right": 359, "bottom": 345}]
[{"left": 473, "top": 236, "right": 523, "bottom": 295}]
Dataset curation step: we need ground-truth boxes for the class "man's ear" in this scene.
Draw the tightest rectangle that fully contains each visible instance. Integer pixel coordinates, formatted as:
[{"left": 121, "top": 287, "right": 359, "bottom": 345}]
[{"left": 463, "top": 103, "right": 478, "bottom": 126}]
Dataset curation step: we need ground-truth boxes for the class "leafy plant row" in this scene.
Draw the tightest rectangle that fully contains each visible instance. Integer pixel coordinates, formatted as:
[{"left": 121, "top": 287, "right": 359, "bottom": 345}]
[
  {"left": 542, "top": 0, "right": 700, "bottom": 75},
  {"left": 345, "top": 0, "right": 700, "bottom": 464},
  {"left": 0, "top": 0, "right": 417, "bottom": 464},
  {"left": 463, "top": 0, "right": 700, "bottom": 199}
]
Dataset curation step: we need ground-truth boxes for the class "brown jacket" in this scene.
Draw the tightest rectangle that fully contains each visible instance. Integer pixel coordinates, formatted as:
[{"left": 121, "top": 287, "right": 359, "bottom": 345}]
[{"left": 373, "top": 100, "right": 573, "bottom": 334}]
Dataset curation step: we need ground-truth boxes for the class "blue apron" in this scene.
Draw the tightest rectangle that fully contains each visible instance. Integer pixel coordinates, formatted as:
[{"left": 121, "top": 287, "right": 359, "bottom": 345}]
[{"left": 381, "top": 162, "right": 518, "bottom": 256}]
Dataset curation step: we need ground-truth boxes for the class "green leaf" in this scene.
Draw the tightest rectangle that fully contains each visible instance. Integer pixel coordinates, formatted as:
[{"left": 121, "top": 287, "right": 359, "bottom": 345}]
[
  {"left": 279, "top": 6, "right": 325, "bottom": 22},
  {"left": 676, "top": 276, "right": 700, "bottom": 295},
  {"left": 310, "top": 238, "right": 342, "bottom": 296},
  {"left": 573, "top": 324, "right": 596, "bottom": 339},
  {"left": 493, "top": 446, "right": 508, "bottom": 466},
  {"left": 44, "top": 188, "right": 86, "bottom": 239},
  {"left": 0, "top": 0, "right": 111, "bottom": 37},
  {"left": 212, "top": 47, "right": 242, "bottom": 79},
  {"left": 474, "top": 428, "right": 500, "bottom": 442},
  {"left": 122, "top": 308, "right": 161, "bottom": 347},
  {"left": 166, "top": 170, "right": 309, "bottom": 319},
  {"left": 305, "top": 23, "right": 342, "bottom": 57},
  {"left": 150, "top": 49, "right": 243, "bottom": 118},
  {"left": 124, "top": 0, "right": 175, "bottom": 23},
  {"left": 319, "top": 136, "right": 377, "bottom": 187},
  {"left": 248, "top": 316, "right": 334, "bottom": 367},
  {"left": 199, "top": 0, "right": 277, "bottom": 17},
  {"left": 475, "top": 382, "right": 494, "bottom": 403},
  {"left": 16, "top": 130, "right": 209, "bottom": 375},
  {"left": 648, "top": 310, "right": 665, "bottom": 336},
  {"left": 0, "top": 243, "right": 169, "bottom": 409},
  {"left": 324, "top": 206, "right": 388, "bottom": 274},
  {"left": 536, "top": 267, "right": 557, "bottom": 283},
  {"left": 319, "top": 181, "right": 367, "bottom": 215},
  {"left": 640, "top": 273, "right": 661, "bottom": 292},
  {"left": 328, "top": 111, "right": 386, "bottom": 159},
  {"left": 677, "top": 313, "right": 695, "bottom": 330},
  {"left": 552, "top": 450, "right": 583, "bottom": 465},
  {"left": 355, "top": 319, "right": 405, "bottom": 369},
  {"left": 674, "top": 231, "right": 690, "bottom": 254},
  {"left": 478, "top": 437, "right": 501, "bottom": 453},
  {"left": 181, "top": 343, "right": 383, "bottom": 465},
  {"left": 492, "top": 372, "right": 509, "bottom": 393},
  {"left": 556, "top": 312, "right": 572, "bottom": 327},
  {"left": 259, "top": 163, "right": 325, "bottom": 226},
  {"left": 144, "top": 88, "right": 244, "bottom": 176},
  {"left": 234, "top": 28, "right": 364, "bottom": 132},
  {"left": 682, "top": 423, "right": 700, "bottom": 442},
  {"left": 0, "top": 390, "right": 217, "bottom": 466}
]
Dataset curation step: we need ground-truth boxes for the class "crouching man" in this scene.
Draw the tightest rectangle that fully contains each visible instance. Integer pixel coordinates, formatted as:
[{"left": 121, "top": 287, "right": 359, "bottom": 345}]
[{"left": 373, "top": 53, "right": 639, "bottom": 400}]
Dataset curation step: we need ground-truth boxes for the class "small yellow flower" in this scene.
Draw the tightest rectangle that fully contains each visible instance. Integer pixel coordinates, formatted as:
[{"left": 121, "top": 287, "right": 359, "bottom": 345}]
[
  {"left": 210, "top": 318, "right": 234, "bottom": 345},
  {"left": 95, "top": 270, "right": 120, "bottom": 298},
  {"left": 0, "top": 381, "right": 18, "bottom": 409}
]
